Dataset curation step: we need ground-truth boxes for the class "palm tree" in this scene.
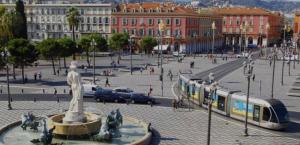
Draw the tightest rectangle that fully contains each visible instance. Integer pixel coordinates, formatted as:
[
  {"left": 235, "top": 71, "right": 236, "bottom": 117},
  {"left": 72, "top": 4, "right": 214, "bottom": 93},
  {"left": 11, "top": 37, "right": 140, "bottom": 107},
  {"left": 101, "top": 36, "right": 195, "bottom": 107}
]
[{"left": 66, "top": 7, "right": 80, "bottom": 60}]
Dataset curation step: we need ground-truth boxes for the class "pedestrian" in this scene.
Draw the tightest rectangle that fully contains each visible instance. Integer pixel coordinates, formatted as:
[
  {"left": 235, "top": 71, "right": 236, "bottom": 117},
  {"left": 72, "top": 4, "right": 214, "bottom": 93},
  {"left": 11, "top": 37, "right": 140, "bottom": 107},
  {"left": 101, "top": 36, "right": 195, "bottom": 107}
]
[
  {"left": 24, "top": 74, "right": 28, "bottom": 83},
  {"left": 57, "top": 69, "right": 60, "bottom": 76},
  {"left": 148, "top": 85, "right": 153, "bottom": 96},
  {"left": 34, "top": 73, "right": 37, "bottom": 81},
  {"left": 172, "top": 99, "right": 177, "bottom": 111},
  {"left": 105, "top": 77, "right": 110, "bottom": 87},
  {"left": 117, "top": 59, "right": 120, "bottom": 64},
  {"left": 170, "top": 73, "right": 173, "bottom": 81},
  {"left": 226, "top": 56, "right": 228, "bottom": 61},
  {"left": 84, "top": 66, "right": 87, "bottom": 73},
  {"left": 65, "top": 69, "right": 68, "bottom": 75},
  {"left": 252, "top": 74, "right": 255, "bottom": 81},
  {"left": 38, "top": 72, "right": 42, "bottom": 80},
  {"left": 140, "top": 67, "right": 143, "bottom": 74}
]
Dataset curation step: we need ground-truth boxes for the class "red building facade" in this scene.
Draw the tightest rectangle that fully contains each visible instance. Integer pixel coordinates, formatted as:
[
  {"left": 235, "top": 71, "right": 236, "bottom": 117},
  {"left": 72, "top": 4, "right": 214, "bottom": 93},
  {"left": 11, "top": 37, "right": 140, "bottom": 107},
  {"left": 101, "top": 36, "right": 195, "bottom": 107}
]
[
  {"left": 111, "top": 3, "right": 222, "bottom": 54},
  {"left": 214, "top": 7, "right": 283, "bottom": 52}
]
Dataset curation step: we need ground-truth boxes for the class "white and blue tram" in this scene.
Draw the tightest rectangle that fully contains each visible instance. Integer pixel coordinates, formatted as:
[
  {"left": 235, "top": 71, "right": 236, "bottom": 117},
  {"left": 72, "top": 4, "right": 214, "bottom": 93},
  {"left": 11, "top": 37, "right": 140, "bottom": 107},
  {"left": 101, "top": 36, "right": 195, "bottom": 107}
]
[{"left": 178, "top": 75, "right": 289, "bottom": 130}]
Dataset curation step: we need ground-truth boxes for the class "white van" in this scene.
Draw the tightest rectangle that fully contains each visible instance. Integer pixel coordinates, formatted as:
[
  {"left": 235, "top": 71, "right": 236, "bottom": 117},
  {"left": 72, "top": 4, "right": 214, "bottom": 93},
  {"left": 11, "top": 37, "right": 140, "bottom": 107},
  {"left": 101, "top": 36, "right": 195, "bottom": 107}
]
[{"left": 83, "top": 84, "right": 101, "bottom": 97}]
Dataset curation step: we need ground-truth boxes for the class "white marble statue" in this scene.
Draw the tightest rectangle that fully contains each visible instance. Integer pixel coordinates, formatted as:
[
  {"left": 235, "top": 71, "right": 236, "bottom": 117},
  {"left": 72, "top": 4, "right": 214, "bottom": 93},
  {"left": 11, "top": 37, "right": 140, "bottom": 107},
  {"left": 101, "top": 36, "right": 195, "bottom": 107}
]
[{"left": 63, "top": 61, "right": 86, "bottom": 123}]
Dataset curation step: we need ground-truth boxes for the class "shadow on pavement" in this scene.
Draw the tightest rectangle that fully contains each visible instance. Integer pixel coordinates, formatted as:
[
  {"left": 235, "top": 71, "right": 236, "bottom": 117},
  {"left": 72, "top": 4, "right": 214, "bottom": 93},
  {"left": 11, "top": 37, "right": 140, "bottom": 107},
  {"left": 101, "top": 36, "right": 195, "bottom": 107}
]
[{"left": 150, "top": 128, "right": 161, "bottom": 145}]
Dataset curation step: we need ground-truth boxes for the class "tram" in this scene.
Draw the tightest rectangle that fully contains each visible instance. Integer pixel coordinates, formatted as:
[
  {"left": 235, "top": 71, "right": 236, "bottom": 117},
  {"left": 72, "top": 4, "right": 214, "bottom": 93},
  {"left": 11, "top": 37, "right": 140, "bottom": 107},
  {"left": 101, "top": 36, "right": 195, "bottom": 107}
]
[{"left": 178, "top": 75, "right": 289, "bottom": 130}]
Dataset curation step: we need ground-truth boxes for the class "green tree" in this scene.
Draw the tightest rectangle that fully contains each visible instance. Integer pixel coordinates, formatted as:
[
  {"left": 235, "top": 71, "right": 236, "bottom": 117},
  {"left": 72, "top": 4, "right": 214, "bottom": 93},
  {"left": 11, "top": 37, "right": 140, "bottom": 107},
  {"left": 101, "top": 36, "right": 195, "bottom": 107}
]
[
  {"left": 140, "top": 36, "right": 158, "bottom": 55},
  {"left": 0, "top": 7, "right": 14, "bottom": 46},
  {"left": 7, "top": 38, "right": 38, "bottom": 83},
  {"left": 58, "top": 38, "right": 75, "bottom": 68},
  {"left": 66, "top": 7, "right": 80, "bottom": 60},
  {"left": 109, "top": 33, "right": 129, "bottom": 58},
  {"left": 78, "top": 36, "right": 91, "bottom": 67},
  {"left": 89, "top": 33, "right": 108, "bottom": 52},
  {"left": 14, "top": 0, "right": 27, "bottom": 39},
  {"left": 37, "top": 39, "right": 60, "bottom": 75}
]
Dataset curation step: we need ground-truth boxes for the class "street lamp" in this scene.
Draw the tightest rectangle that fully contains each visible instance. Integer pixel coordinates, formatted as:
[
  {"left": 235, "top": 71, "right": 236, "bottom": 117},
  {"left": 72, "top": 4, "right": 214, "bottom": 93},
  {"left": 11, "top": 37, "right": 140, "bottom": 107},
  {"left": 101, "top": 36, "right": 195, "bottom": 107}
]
[
  {"left": 265, "top": 23, "right": 270, "bottom": 56},
  {"left": 129, "top": 35, "right": 135, "bottom": 75},
  {"left": 281, "top": 25, "right": 287, "bottom": 86},
  {"left": 1, "top": 48, "right": 12, "bottom": 110},
  {"left": 240, "top": 24, "right": 243, "bottom": 54},
  {"left": 243, "top": 22, "right": 249, "bottom": 54},
  {"left": 207, "top": 81, "right": 218, "bottom": 145},
  {"left": 90, "top": 38, "right": 97, "bottom": 84},
  {"left": 243, "top": 57, "right": 254, "bottom": 136},
  {"left": 271, "top": 45, "right": 277, "bottom": 99},
  {"left": 159, "top": 21, "right": 166, "bottom": 97},
  {"left": 211, "top": 21, "right": 216, "bottom": 64},
  {"left": 175, "top": 34, "right": 181, "bottom": 62},
  {"left": 193, "top": 32, "right": 198, "bottom": 59}
]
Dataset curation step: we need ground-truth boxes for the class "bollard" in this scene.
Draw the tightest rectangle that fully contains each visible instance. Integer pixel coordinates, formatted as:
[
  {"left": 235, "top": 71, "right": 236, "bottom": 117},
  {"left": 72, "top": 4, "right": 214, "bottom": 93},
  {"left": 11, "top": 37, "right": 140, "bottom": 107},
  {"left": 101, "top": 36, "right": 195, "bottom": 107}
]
[
  {"left": 21, "top": 89, "right": 24, "bottom": 93},
  {"left": 34, "top": 97, "right": 36, "bottom": 102},
  {"left": 57, "top": 97, "right": 59, "bottom": 103},
  {"left": 0, "top": 89, "right": 2, "bottom": 94},
  {"left": 10, "top": 97, "right": 12, "bottom": 102},
  {"left": 43, "top": 89, "right": 45, "bottom": 94},
  {"left": 64, "top": 89, "right": 66, "bottom": 94}
]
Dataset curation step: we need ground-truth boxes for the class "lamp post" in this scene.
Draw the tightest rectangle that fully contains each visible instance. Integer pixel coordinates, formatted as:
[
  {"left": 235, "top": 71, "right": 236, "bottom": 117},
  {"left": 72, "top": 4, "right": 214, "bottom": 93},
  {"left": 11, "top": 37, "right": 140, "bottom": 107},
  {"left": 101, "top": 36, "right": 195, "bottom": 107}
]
[
  {"left": 243, "top": 57, "right": 254, "bottom": 136},
  {"left": 211, "top": 21, "right": 216, "bottom": 64},
  {"left": 240, "top": 24, "right": 243, "bottom": 54},
  {"left": 90, "top": 38, "right": 97, "bottom": 84},
  {"left": 271, "top": 45, "right": 277, "bottom": 99},
  {"left": 176, "top": 34, "right": 181, "bottom": 62},
  {"left": 243, "top": 22, "right": 248, "bottom": 54},
  {"left": 129, "top": 35, "right": 135, "bottom": 75},
  {"left": 207, "top": 81, "right": 218, "bottom": 145},
  {"left": 2, "top": 48, "right": 12, "bottom": 110},
  {"left": 193, "top": 32, "right": 197, "bottom": 59},
  {"left": 281, "top": 25, "right": 287, "bottom": 86},
  {"left": 265, "top": 23, "right": 270, "bottom": 56},
  {"left": 159, "top": 22, "right": 166, "bottom": 97}
]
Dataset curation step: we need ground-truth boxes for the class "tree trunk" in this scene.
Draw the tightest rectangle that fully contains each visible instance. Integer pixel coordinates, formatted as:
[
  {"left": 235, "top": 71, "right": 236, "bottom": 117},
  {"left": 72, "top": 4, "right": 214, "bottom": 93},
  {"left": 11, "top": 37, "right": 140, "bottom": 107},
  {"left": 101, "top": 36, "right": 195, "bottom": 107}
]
[
  {"left": 72, "top": 26, "right": 76, "bottom": 60},
  {"left": 64, "top": 57, "right": 66, "bottom": 68},
  {"left": 12, "top": 64, "right": 16, "bottom": 80},
  {"left": 51, "top": 58, "right": 56, "bottom": 75},
  {"left": 58, "top": 57, "right": 61, "bottom": 70},
  {"left": 86, "top": 51, "right": 90, "bottom": 67},
  {"left": 21, "top": 63, "right": 24, "bottom": 84}
]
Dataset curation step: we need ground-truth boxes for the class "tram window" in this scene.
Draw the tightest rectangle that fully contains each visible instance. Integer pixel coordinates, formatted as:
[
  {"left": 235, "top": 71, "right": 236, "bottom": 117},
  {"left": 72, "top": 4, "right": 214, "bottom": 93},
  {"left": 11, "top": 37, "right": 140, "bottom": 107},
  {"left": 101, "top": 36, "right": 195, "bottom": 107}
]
[
  {"left": 270, "top": 108, "right": 278, "bottom": 123},
  {"left": 263, "top": 107, "right": 271, "bottom": 121},
  {"left": 192, "top": 84, "right": 195, "bottom": 95},
  {"left": 203, "top": 90, "right": 209, "bottom": 105},
  {"left": 217, "top": 96, "right": 225, "bottom": 111}
]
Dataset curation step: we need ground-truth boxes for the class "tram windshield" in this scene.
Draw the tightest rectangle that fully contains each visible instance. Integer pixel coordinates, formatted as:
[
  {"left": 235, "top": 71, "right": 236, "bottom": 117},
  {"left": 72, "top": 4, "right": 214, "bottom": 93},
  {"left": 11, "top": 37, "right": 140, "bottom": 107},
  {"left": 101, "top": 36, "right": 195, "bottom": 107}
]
[{"left": 270, "top": 101, "right": 289, "bottom": 123}]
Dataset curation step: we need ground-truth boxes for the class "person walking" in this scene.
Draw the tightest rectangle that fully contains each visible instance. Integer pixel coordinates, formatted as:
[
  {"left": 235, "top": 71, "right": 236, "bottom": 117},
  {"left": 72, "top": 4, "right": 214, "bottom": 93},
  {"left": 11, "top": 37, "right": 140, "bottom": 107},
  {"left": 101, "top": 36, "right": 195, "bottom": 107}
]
[
  {"left": 140, "top": 67, "right": 143, "bottom": 74},
  {"left": 148, "top": 85, "right": 153, "bottom": 96},
  {"left": 38, "top": 72, "right": 42, "bottom": 80},
  {"left": 252, "top": 74, "right": 255, "bottom": 82},
  {"left": 172, "top": 99, "right": 177, "bottom": 111},
  {"left": 105, "top": 77, "right": 110, "bottom": 87},
  {"left": 57, "top": 69, "right": 60, "bottom": 76},
  {"left": 65, "top": 69, "right": 68, "bottom": 76},
  {"left": 34, "top": 73, "right": 37, "bottom": 81}
]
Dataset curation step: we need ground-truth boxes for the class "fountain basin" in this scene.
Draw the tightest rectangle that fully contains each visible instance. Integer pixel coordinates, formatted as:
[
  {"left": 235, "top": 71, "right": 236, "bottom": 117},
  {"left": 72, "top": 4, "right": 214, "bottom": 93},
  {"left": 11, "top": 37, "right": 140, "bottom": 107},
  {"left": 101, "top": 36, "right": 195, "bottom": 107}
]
[{"left": 48, "top": 112, "right": 101, "bottom": 139}]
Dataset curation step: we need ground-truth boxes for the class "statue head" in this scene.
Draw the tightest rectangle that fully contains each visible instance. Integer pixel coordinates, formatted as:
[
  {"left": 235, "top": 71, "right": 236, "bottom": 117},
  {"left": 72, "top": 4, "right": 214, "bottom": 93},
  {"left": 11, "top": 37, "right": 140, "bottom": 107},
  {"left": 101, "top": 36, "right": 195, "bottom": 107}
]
[{"left": 69, "top": 61, "right": 78, "bottom": 71}]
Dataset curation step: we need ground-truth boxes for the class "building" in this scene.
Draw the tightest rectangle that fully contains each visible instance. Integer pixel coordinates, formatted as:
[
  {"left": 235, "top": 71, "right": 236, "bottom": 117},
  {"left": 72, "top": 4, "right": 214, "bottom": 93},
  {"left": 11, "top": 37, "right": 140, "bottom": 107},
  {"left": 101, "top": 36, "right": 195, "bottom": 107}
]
[
  {"left": 2, "top": 2, "right": 112, "bottom": 41},
  {"left": 111, "top": 2, "right": 222, "bottom": 53},
  {"left": 213, "top": 7, "right": 283, "bottom": 52},
  {"left": 294, "top": 11, "right": 300, "bottom": 42}
]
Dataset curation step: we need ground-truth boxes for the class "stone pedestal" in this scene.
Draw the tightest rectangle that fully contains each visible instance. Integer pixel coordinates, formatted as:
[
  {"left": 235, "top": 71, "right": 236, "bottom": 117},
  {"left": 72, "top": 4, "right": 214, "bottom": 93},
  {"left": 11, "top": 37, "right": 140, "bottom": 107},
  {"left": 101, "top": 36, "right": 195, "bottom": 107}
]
[{"left": 63, "top": 111, "right": 86, "bottom": 124}]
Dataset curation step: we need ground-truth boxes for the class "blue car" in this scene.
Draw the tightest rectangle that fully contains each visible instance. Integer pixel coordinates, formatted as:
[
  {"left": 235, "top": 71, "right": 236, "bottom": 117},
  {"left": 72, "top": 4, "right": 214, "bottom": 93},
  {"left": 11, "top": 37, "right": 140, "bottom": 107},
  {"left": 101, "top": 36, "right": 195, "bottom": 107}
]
[
  {"left": 94, "top": 89, "right": 123, "bottom": 103},
  {"left": 129, "top": 93, "right": 155, "bottom": 104}
]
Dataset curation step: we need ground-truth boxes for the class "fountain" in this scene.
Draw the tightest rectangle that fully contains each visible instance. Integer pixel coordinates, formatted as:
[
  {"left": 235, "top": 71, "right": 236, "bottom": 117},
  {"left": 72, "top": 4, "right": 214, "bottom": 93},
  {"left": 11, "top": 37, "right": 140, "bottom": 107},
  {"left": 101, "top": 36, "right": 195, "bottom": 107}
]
[{"left": 0, "top": 61, "right": 152, "bottom": 145}]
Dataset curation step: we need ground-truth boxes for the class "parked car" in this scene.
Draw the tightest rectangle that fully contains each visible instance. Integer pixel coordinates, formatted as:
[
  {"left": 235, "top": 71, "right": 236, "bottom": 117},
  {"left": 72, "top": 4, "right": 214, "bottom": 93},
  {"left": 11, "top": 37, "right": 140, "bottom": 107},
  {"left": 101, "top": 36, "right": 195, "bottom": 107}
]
[
  {"left": 113, "top": 87, "right": 134, "bottom": 93},
  {"left": 94, "top": 89, "right": 123, "bottom": 103},
  {"left": 129, "top": 93, "right": 155, "bottom": 104},
  {"left": 83, "top": 84, "right": 102, "bottom": 97}
]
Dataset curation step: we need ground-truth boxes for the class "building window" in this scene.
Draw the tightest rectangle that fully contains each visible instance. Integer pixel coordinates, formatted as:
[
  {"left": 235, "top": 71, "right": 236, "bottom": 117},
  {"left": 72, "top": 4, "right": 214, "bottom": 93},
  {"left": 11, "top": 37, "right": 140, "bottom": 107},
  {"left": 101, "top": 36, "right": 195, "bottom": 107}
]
[
  {"left": 122, "top": 18, "right": 127, "bottom": 25},
  {"left": 157, "top": 19, "right": 161, "bottom": 24},
  {"left": 87, "top": 17, "right": 90, "bottom": 23},
  {"left": 122, "top": 28, "right": 127, "bottom": 33},
  {"left": 175, "top": 18, "right": 180, "bottom": 25},
  {"left": 140, "top": 18, "right": 144, "bottom": 25},
  {"left": 222, "top": 27, "right": 226, "bottom": 33},
  {"left": 131, "top": 29, "right": 136, "bottom": 35},
  {"left": 236, "top": 28, "right": 239, "bottom": 33},
  {"left": 105, "top": 17, "right": 109, "bottom": 24},
  {"left": 148, "top": 29, "right": 153, "bottom": 36},
  {"left": 166, "top": 18, "right": 170, "bottom": 25},
  {"left": 112, "top": 18, "right": 116, "bottom": 25},
  {"left": 112, "top": 29, "right": 117, "bottom": 33},
  {"left": 131, "top": 18, "right": 136, "bottom": 26},
  {"left": 139, "top": 29, "right": 144, "bottom": 36},
  {"left": 93, "top": 17, "right": 97, "bottom": 24},
  {"left": 99, "top": 17, "right": 102, "bottom": 24},
  {"left": 174, "top": 29, "right": 180, "bottom": 36},
  {"left": 148, "top": 18, "right": 153, "bottom": 25},
  {"left": 166, "top": 29, "right": 171, "bottom": 36},
  {"left": 229, "top": 28, "right": 232, "bottom": 33},
  {"left": 237, "top": 19, "right": 240, "bottom": 25}
]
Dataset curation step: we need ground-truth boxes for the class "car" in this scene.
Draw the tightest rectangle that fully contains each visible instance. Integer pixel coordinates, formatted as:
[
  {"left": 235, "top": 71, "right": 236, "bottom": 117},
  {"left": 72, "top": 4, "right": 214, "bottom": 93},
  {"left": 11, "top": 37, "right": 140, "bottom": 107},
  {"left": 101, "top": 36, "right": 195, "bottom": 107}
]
[
  {"left": 129, "top": 93, "right": 155, "bottom": 104},
  {"left": 94, "top": 89, "right": 123, "bottom": 103},
  {"left": 83, "top": 84, "right": 102, "bottom": 97},
  {"left": 113, "top": 87, "right": 134, "bottom": 93},
  {"left": 172, "top": 52, "right": 186, "bottom": 57}
]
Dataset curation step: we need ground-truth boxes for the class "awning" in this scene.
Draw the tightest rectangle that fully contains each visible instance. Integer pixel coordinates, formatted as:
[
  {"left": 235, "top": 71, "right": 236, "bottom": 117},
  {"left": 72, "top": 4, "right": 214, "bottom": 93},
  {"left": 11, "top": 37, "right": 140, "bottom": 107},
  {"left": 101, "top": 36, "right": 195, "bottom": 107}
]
[{"left": 153, "top": 45, "right": 170, "bottom": 51}]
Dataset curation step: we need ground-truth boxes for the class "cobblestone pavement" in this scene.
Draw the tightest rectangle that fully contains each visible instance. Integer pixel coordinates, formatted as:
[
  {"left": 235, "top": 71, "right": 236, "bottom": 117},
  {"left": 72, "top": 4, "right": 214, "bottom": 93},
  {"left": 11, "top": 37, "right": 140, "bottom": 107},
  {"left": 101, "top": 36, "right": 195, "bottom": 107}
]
[{"left": 1, "top": 56, "right": 300, "bottom": 145}]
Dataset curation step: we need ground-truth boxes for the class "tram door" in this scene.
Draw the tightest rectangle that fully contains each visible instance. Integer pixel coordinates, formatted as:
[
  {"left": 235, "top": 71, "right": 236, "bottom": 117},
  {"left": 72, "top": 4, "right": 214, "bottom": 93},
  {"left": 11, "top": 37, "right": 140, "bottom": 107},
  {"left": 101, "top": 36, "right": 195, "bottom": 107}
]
[{"left": 253, "top": 105, "right": 260, "bottom": 122}]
